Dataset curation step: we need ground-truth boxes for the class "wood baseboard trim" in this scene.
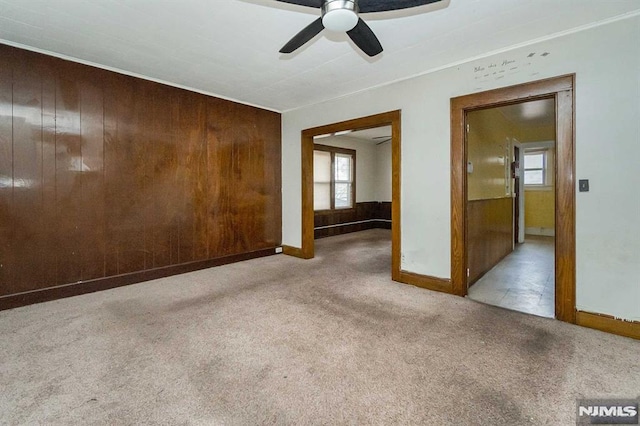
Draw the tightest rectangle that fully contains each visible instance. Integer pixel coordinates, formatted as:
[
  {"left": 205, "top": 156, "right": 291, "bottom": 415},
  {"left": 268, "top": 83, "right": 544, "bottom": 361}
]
[
  {"left": 0, "top": 247, "right": 278, "bottom": 311},
  {"left": 282, "top": 245, "right": 312, "bottom": 259},
  {"left": 576, "top": 310, "right": 640, "bottom": 340},
  {"left": 398, "top": 270, "right": 452, "bottom": 294}
]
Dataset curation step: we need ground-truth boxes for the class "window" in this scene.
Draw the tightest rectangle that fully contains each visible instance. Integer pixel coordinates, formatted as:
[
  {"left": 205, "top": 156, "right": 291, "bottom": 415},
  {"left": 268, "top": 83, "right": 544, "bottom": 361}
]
[
  {"left": 313, "top": 145, "right": 355, "bottom": 210},
  {"left": 524, "top": 151, "right": 546, "bottom": 185}
]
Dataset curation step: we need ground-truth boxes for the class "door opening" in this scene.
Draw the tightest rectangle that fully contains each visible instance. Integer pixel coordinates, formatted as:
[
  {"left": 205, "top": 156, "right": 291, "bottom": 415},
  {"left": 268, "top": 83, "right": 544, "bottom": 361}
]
[
  {"left": 294, "top": 111, "right": 403, "bottom": 282},
  {"left": 312, "top": 126, "right": 392, "bottom": 240},
  {"left": 465, "top": 99, "right": 557, "bottom": 318},
  {"left": 451, "top": 75, "right": 576, "bottom": 324}
]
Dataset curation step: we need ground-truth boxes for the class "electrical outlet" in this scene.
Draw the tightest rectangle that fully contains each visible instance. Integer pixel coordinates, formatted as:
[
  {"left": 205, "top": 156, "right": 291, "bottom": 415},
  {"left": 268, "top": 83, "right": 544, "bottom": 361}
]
[{"left": 275, "top": 247, "right": 283, "bottom": 254}]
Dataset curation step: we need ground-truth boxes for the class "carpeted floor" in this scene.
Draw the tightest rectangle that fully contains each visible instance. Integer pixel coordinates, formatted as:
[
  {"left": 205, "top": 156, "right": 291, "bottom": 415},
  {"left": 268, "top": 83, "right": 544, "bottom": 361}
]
[{"left": 1, "top": 229, "right": 638, "bottom": 425}]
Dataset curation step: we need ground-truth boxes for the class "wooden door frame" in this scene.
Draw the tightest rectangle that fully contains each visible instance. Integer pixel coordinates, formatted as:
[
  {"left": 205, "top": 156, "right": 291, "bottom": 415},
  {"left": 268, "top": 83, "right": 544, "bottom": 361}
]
[
  {"left": 513, "top": 144, "right": 521, "bottom": 245},
  {"left": 451, "top": 75, "right": 576, "bottom": 324},
  {"left": 297, "top": 110, "right": 402, "bottom": 280}
]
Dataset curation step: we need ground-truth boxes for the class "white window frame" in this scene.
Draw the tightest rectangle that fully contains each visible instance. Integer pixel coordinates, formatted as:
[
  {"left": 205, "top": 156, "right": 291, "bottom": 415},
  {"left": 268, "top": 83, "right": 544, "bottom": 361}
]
[{"left": 524, "top": 150, "right": 547, "bottom": 187}]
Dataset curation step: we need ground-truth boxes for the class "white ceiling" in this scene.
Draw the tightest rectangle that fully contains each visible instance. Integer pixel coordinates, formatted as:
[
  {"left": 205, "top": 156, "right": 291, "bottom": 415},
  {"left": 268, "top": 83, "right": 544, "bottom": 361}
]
[
  {"left": 1, "top": 0, "right": 639, "bottom": 112},
  {"left": 498, "top": 98, "right": 555, "bottom": 128}
]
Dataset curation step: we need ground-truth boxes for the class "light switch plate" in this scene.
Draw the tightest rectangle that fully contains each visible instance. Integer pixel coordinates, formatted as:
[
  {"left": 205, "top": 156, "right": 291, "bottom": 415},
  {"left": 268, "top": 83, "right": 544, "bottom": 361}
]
[{"left": 579, "top": 179, "right": 589, "bottom": 192}]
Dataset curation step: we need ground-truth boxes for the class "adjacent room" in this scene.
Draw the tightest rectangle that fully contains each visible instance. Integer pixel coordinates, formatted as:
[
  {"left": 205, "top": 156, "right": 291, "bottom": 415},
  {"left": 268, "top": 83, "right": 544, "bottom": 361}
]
[
  {"left": 312, "top": 126, "right": 392, "bottom": 272},
  {"left": 466, "top": 100, "right": 557, "bottom": 318},
  {"left": 1, "top": 0, "right": 639, "bottom": 424}
]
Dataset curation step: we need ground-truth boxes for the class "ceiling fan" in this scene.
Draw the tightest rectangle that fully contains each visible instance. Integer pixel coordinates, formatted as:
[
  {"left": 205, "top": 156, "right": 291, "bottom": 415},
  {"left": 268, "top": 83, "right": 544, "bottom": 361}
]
[
  {"left": 276, "top": 0, "right": 443, "bottom": 57},
  {"left": 373, "top": 135, "right": 392, "bottom": 145}
]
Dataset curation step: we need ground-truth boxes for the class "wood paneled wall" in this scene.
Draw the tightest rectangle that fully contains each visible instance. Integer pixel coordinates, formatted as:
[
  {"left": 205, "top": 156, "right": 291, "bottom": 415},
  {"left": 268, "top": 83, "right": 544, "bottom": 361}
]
[
  {"left": 0, "top": 44, "right": 281, "bottom": 304},
  {"left": 314, "top": 201, "right": 391, "bottom": 239},
  {"left": 467, "top": 197, "right": 513, "bottom": 285}
]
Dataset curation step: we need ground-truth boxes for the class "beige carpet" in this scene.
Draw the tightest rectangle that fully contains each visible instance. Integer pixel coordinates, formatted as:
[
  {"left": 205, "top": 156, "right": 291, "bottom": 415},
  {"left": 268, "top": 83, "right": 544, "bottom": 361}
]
[{"left": 1, "top": 229, "right": 638, "bottom": 425}]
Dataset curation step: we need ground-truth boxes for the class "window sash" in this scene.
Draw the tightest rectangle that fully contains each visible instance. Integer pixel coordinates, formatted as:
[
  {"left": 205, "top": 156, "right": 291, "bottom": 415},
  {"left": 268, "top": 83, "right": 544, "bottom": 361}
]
[
  {"left": 524, "top": 151, "right": 546, "bottom": 186},
  {"left": 314, "top": 183, "right": 331, "bottom": 210},
  {"left": 313, "top": 145, "right": 355, "bottom": 211}
]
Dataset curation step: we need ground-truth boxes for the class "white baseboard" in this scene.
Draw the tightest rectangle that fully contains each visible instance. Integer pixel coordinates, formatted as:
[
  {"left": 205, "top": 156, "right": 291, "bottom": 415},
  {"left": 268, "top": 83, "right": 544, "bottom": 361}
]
[{"left": 525, "top": 227, "right": 555, "bottom": 237}]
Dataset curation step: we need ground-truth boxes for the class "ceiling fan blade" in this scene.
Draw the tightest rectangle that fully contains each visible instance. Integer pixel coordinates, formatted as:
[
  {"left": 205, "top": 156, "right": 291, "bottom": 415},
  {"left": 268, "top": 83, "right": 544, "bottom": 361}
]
[
  {"left": 273, "top": 0, "right": 322, "bottom": 8},
  {"left": 346, "top": 18, "right": 383, "bottom": 57},
  {"left": 358, "top": 0, "right": 442, "bottom": 13},
  {"left": 279, "top": 17, "right": 325, "bottom": 54}
]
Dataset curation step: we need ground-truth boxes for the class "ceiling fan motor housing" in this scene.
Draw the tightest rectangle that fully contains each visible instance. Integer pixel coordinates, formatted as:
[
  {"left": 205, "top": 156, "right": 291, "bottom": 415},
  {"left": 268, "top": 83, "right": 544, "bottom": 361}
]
[
  {"left": 322, "top": 0, "right": 359, "bottom": 32},
  {"left": 278, "top": 0, "right": 439, "bottom": 56}
]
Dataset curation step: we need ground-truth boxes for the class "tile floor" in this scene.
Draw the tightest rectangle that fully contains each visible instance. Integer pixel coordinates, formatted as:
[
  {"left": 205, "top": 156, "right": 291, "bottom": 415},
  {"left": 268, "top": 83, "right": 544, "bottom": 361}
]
[{"left": 467, "top": 235, "right": 555, "bottom": 318}]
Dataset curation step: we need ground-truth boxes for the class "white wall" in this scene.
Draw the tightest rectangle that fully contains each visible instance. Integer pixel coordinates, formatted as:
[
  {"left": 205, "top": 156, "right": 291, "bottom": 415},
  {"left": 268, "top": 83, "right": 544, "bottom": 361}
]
[
  {"left": 375, "top": 141, "right": 392, "bottom": 202},
  {"left": 282, "top": 16, "right": 640, "bottom": 321}
]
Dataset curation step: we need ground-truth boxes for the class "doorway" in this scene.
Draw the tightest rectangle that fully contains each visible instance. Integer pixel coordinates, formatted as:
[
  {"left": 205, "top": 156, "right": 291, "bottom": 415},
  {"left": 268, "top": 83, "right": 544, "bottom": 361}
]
[
  {"left": 312, "top": 126, "right": 392, "bottom": 239},
  {"left": 464, "top": 99, "right": 557, "bottom": 318},
  {"left": 450, "top": 75, "right": 576, "bottom": 324},
  {"left": 296, "top": 110, "right": 402, "bottom": 281}
]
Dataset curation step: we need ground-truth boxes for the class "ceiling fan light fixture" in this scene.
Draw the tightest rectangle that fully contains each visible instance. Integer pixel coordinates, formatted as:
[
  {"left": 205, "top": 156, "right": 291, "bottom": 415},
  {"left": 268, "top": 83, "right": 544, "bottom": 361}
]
[
  {"left": 322, "top": 0, "right": 358, "bottom": 32},
  {"left": 278, "top": 0, "right": 439, "bottom": 57}
]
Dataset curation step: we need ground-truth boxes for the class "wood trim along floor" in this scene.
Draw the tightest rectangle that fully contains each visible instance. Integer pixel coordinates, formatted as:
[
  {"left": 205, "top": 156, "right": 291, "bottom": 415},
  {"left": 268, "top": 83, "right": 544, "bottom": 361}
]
[
  {"left": 0, "top": 247, "right": 279, "bottom": 311},
  {"left": 398, "top": 271, "right": 452, "bottom": 294},
  {"left": 576, "top": 311, "right": 640, "bottom": 340},
  {"left": 450, "top": 74, "right": 576, "bottom": 324},
  {"left": 281, "top": 245, "right": 312, "bottom": 259}
]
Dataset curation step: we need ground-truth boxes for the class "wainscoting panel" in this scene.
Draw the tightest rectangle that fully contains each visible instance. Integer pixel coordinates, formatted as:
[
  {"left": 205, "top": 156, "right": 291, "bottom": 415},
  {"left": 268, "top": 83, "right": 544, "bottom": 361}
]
[
  {"left": 0, "top": 44, "right": 281, "bottom": 306},
  {"left": 467, "top": 197, "right": 514, "bottom": 285},
  {"left": 314, "top": 201, "right": 391, "bottom": 238}
]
